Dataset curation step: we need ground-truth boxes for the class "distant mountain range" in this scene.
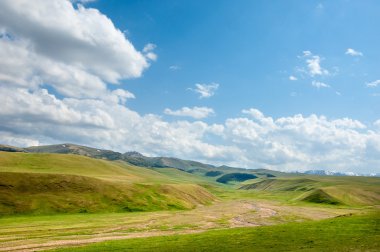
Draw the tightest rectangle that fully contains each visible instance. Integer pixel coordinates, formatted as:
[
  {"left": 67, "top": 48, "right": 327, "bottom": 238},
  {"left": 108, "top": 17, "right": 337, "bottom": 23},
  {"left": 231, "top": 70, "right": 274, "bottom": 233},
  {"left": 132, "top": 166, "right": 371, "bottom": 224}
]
[
  {"left": 0, "top": 143, "right": 377, "bottom": 177},
  {"left": 301, "top": 170, "right": 380, "bottom": 177}
]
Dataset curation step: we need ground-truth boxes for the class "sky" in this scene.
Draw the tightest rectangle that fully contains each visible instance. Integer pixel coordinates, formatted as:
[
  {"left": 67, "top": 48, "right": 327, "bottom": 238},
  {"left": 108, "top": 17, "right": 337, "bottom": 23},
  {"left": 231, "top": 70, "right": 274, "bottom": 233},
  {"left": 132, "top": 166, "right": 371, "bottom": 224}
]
[{"left": 0, "top": 0, "right": 379, "bottom": 173}]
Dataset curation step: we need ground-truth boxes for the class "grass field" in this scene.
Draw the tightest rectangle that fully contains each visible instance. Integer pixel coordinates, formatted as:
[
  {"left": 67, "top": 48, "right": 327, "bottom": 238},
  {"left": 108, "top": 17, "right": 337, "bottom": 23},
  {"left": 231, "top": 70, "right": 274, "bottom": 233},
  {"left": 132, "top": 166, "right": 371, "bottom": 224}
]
[
  {"left": 0, "top": 199, "right": 369, "bottom": 251},
  {"left": 0, "top": 151, "right": 379, "bottom": 251},
  {"left": 50, "top": 211, "right": 380, "bottom": 252}
]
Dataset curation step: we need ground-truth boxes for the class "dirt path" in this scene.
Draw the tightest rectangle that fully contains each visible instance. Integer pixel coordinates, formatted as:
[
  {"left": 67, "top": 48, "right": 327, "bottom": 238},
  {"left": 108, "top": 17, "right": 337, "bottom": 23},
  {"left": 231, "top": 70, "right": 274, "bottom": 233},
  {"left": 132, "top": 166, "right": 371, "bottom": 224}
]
[
  {"left": 0, "top": 230, "right": 205, "bottom": 252},
  {"left": 0, "top": 200, "right": 359, "bottom": 252}
]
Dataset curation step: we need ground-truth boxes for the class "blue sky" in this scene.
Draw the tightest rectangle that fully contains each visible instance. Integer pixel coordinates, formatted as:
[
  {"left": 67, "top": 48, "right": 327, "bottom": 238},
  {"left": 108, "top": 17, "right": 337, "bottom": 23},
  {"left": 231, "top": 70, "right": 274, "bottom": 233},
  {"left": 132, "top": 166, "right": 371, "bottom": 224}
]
[
  {"left": 0, "top": 0, "right": 379, "bottom": 173},
  {"left": 91, "top": 0, "right": 380, "bottom": 124}
]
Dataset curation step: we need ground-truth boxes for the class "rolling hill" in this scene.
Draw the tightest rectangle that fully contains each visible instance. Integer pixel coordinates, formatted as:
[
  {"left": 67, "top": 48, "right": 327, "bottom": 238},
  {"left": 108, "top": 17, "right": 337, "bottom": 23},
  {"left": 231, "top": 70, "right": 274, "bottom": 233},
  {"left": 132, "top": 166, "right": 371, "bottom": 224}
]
[
  {"left": 240, "top": 177, "right": 380, "bottom": 206},
  {"left": 0, "top": 152, "right": 216, "bottom": 215},
  {"left": 0, "top": 143, "right": 282, "bottom": 180}
]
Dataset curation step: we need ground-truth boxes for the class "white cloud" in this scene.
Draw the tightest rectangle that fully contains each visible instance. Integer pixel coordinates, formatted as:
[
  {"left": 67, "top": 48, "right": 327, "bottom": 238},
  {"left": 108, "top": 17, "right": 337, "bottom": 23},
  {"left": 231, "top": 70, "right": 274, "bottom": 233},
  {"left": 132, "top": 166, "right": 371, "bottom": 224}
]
[
  {"left": 71, "top": 0, "right": 96, "bottom": 3},
  {"left": 164, "top": 106, "right": 215, "bottom": 119},
  {"left": 143, "top": 43, "right": 156, "bottom": 53},
  {"left": 312, "top": 80, "right": 330, "bottom": 89},
  {"left": 143, "top": 43, "right": 157, "bottom": 61},
  {"left": 169, "top": 65, "right": 181, "bottom": 71},
  {"left": 1, "top": 90, "right": 380, "bottom": 173},
  {"left": 367, "top": 80, "right": 380, "bottom": 88},
  {"left": 223, "top": 110, "right": 376, "bottom": 171},
  {"left": 303, "top": 51, "right": 312, "bottom": 56},
  {"left": 0, "top": 0, "right": 151, "bottom": 90},
  {"left": 345, "top": 48, "right": 363, "bottom": 57},
  {"left": 298, "top": 51, "right": 329, "bottom": 77},
  {"left": 306, "top": 55, "right": 329, "bottom": 76},
  {"left": 189, "top": 83, "right": 219, "bottom": 98},
  {"left": 289, "top": 75, "right": 298, "bottom": 81},
  {"left": 374, "top": 120, "right": 380, "bottom": 129}
]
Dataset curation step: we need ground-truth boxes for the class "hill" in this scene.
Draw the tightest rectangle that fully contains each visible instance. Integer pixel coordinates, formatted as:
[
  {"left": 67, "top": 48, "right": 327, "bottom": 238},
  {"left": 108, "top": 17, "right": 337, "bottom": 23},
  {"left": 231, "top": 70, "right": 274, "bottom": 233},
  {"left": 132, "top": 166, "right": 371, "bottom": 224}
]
[
  {"left": 240, "top": 177, "right": 380, "bottom": 206},
  {"left": 0, "top": 143, "right": 284, "bottom": 182},
  {"left": 0, "top": 152, "right": 216, "bottom": 215},
  {"left": 20, "top": 143, "right": 216, "bottom": 171}
]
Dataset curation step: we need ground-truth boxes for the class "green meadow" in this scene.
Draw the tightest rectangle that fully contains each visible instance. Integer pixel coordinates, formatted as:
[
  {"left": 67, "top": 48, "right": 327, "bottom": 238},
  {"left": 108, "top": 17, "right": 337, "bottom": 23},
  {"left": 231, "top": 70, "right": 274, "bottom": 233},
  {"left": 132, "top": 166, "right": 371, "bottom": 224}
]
[
  {"left": 52, "top": 211, "right": 380, "bottom": 252},
  {"left": 0, "top": 150, "right": 379, "bottom": 251}
]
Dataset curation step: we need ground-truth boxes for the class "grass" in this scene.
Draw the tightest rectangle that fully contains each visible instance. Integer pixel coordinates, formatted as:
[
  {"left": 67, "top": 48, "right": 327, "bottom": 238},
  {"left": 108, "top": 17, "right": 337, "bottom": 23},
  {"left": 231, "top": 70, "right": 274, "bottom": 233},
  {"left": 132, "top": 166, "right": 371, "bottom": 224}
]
[
  {"left": 0, "top": 171, "right": 216, "bottom": 215},
  {"left": 1, "top": 151, "right": 379, "bottom": 251},
  {"left": 0, "top": 152, "right": 217, "bottom": 215},
  {"left": 240, "top": 176, "right": 380, "bottom": 206},
  {"left": 51, "top": 211, "right": 380, "bottom": 252},
  {"left": 0, "top": 198, "right": 363, "bottom": 251}
]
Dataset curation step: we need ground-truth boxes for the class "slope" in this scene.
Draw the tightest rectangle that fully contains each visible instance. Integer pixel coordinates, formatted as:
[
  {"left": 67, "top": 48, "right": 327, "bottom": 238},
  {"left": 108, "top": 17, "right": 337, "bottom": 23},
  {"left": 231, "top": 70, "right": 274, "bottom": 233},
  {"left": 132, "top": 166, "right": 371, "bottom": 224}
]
[
  {"left": 240, "top": 177, "right": 380, "bottom": 206},
  {"left": 0, "top": 152, "right": 216, "bottom": 215},
  {"left": 1, "top": 144, "right": 285, "bottom": 180}
]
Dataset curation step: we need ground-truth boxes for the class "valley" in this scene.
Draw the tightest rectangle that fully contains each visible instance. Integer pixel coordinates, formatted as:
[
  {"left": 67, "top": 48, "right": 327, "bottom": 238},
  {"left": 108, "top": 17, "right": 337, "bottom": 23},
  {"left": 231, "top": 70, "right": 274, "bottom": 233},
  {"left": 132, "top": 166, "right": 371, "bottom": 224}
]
[{"left": 0, "top": 144, "right": 379, "bottom": 251}]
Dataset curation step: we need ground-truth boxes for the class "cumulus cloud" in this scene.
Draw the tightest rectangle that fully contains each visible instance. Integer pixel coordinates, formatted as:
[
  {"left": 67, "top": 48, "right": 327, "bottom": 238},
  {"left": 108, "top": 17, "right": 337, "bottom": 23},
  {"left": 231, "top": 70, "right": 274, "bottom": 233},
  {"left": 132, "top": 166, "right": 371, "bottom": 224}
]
[
  {"left": 345, "top": 48, "right": 363, "bottom": 57},
  {"left": 189, "top": 83, "right": 219, "bottom": 98},
  {"left": 1, "top": 90, "right": 380, "bottom": 172},
  {"left": 164, "top": 106, "right": 215, "bottom": 119},
  {"left": 367, "top": 80, "right": 380, "bottom": 88},
  {"left": 306, "top": 55, "right": 329, "bottom": 76},
  {"left": 289, "top": 75, "right": 298, "bottom": 81},
  {"left": 311, "top": 80, "right": 330, "bottom": 89},
  {"left": 297, "top": 51, "right": 329, "bottom": 77},
  {"left": 0, "top": 0, "right": 151, "bottom": 93},
  {"left": 221, "top": 110, "right": 376, "bottom": 171}
]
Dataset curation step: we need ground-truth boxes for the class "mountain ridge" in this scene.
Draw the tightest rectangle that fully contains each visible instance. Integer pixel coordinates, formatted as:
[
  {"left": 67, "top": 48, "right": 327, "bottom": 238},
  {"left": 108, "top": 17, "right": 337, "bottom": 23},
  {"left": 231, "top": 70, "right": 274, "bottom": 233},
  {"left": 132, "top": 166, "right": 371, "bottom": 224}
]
[
  {"left": 0, "top": 143, "right": 270, "bottom": 175},
  {"left": 3, "top": 143, "right": 375, "bottom": 177}
]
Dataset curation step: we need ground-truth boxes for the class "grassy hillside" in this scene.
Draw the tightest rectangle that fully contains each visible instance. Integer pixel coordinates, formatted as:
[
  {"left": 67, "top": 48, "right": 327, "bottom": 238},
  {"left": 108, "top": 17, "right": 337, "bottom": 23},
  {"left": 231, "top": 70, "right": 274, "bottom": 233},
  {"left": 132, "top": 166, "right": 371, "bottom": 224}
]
[
  {"left": 0, "top": 152, "right": 218, "bottom": 184},
  {"left": 0, "top": 152, "right": 216, "bottom": 215},
  {"left": 52, "top": 211, "right": 380, "bottom": 252},
  {"left": 1, "top": 143, "right": 287, "bottom": 182},
  {"left": 240, "top": 177, "right": 380, "bottom": 206}
]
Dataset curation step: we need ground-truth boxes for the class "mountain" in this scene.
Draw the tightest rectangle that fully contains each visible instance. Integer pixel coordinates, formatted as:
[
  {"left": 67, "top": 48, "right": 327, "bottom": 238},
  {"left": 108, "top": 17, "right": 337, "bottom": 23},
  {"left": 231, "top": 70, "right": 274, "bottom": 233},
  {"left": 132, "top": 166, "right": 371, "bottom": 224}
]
[
  {"left": 0, "top": 143, "right": 274, "bottom": 175},
  {"left": 0, "top": 144, "right": 26, "bottom": 152},
  {"left": 25, "top": 143, "right": 123, "bottom": 160},
  {"left": 10, "top": 143, "right": 215, "bottom": 171},
  {"left": 303, "top": 170, "right": 380, "bottom": 177},
  {"left": 0, "top": 143, "right": 292, "bottom": 186}
]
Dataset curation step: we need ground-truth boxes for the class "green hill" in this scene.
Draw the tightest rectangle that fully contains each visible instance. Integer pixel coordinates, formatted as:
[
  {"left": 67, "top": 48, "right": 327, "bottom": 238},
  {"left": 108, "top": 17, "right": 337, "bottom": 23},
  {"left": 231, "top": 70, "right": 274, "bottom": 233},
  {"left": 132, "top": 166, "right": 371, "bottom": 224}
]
[
  {"left": 0, "top": 152, "right": 216, "bottom": 215},
  {"left": 0, "top": 144, "right": 285, "bottom": 180},
  {"left": 240, "top": 177, "right": 380, "bottom": 206}
]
